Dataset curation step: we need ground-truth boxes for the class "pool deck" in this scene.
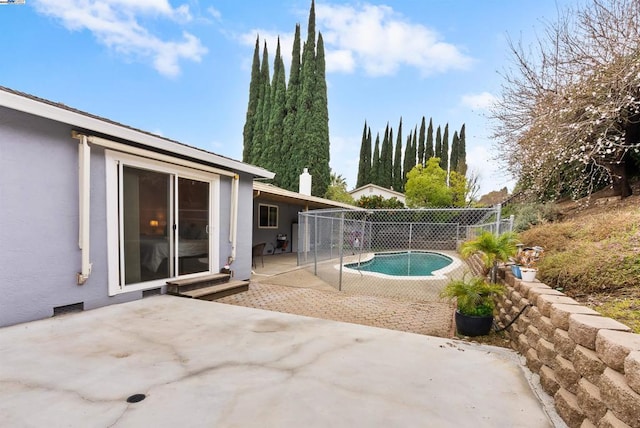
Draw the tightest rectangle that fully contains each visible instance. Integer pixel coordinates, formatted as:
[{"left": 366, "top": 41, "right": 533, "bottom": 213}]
[{"left": 0, "top": 296, "right": 561, "bottom": 427}]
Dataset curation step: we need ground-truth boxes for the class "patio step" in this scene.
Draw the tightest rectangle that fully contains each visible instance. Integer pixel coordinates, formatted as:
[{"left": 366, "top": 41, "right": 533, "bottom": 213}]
[
  {"left": 167, "top": 273, "right": 249, "bottom": 300},
  {"left": 166, "top": 273, "right": 231, "bottom": 294},
  {"left": 177, "top": 280, "right": 250, "bottom": 301}
]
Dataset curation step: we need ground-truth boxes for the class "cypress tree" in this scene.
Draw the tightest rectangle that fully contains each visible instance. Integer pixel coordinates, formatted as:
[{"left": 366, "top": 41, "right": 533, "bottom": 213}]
[
  {"left": 291, "top": 0, "right": 332, "bottom": 196},
  {"left": 435, "top": 125, "right": 442, "bottom": 160},
  {"left": 411, "top": 127, "right": 417, "bottom": 169},
  {"left": 242, "top": 36, "right": 261, "bottom": 163},
  {"left": 386, "top": 126, "right": 394, "bottom": 187},
  {"left": 457, "top": 123, "right": 468, "bottom": 176},
  {"left": 282, "top": 24, "right": 301, "bottom": 190},
  {"left": 356, "top": 121, "right": 371, "bottom": 188},
  {"left": 450, "top": 130, "right": 459, "bottom": 173},
  {"left": 371, "top": 133, "right": 380, "bottom": 185},
  {"left": 242, "top": 0, "right": 331, "bottom": 195},
  {"left": 309, "top": 31, "right": 331, "bottom": 196},
  {"left": 440, "top": 123, "right": 449, "bottom": 171},
  {"left": 290, "top": 1, "right": 317, "bottom": 194},
  {"left": 393, "top": 118, "right": 403, "bottom": 191},
  {"left": 426, "top": 117, "right": 434, "bottom": 161},
  {"left": 417, "top": 117, "right": 426, "bottom": 167},
  {"left": 366, "top": 127, "right": 372, "bottom": 181},
  {"left": 265, "top": 38, "right": 287, "bottom": 185},
  {"left": 379, "top": 124, "right": 392, "bottom": 188},
  {"left": 250, "top": 42, "right": 270, "bottom": 165},
  {"left": 402, "top": 130, "right": 413, "bottom": 189}
]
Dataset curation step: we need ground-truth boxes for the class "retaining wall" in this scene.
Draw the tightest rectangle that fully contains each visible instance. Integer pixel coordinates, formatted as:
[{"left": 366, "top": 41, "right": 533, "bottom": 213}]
[{"left": 494, "top": 266, "right": 640, "bottom": 428}]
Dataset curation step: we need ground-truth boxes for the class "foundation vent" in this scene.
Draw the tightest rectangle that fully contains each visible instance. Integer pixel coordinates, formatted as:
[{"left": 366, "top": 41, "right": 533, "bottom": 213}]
[
  {"left": 142, "top": 288, "right": 162, "bottom": 298},
  {"left": 53, "top": 302, "right": 84, "bottom": 316}
]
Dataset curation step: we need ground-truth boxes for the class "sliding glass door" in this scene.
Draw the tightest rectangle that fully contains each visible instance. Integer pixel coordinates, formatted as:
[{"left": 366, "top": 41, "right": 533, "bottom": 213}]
[
  {"left": 123, "top": 166, "right": 172, "bottom": 284},
  {"left": 177, "top": 177, "right": 210, "bottom": 276},
  {"left": 111, "top": 157, "right": 215, "bottom": 290}
]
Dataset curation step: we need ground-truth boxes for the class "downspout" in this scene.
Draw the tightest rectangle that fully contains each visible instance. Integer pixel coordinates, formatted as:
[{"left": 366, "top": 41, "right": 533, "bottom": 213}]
[
  {"left": 228, "top": 174, "right": 240, "bottom": 265},
  {"left": 77, "top": 135, "right": 92, "bottom": 284}
]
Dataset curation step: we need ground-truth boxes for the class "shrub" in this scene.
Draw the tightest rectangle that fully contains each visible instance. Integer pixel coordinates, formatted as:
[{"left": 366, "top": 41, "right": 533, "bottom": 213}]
[{"left": 509, "top": 203, "right": 561, "bottom": 232}]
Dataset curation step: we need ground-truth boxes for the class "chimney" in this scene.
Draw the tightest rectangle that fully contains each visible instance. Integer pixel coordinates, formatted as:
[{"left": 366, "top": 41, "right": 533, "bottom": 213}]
[{"left": 299, "top": 168, "right": 312, "bottom": 195}]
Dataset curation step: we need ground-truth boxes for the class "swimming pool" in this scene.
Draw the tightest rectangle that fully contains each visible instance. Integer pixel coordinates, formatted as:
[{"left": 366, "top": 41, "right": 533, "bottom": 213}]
[{"left": 344, "top": 251, "right": 454, "bottom": 277}]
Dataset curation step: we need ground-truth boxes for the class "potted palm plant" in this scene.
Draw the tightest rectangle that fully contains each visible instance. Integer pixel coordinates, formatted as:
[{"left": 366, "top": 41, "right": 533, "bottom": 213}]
[
  {"left": 440, "top": 275, "right": 505, "bottom": 336},
  {"left": 459, "top": 231, "right": 519, "bottom": 283}
]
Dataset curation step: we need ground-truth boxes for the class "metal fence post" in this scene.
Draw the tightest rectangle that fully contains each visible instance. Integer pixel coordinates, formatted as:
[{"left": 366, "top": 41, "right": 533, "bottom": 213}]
[
  {"left": 313, "top": 214, "right": 318, "bottom": 275},
  {"left": 330, "top": 217, "right": 334, "bottom": 259},
  {"left": 409, "top": 222, "right": 413, "bottom": 251},
  {"left": 495, "top": 203, "right": 502, "bottom": 235},
  {"left": 338, "top": 211, "right": 344, "bottom": 291}
]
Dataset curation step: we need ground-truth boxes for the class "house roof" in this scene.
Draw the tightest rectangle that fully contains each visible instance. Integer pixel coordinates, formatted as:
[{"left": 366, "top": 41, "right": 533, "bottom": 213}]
[
  {"left": 0, "top": 86, "right": 274, "bottom": 179},
  {"left": 349, "top": 183, "right": 405, "bottom": 198},
  {"left": 253, "top": 181, "right": 360, "bottom": 210}
]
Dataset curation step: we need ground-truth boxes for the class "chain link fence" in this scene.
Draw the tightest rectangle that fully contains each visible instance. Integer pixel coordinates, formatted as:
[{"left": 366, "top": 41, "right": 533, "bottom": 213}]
[{"left": 297, "top": 206, "right": 513, "bottom": 302}]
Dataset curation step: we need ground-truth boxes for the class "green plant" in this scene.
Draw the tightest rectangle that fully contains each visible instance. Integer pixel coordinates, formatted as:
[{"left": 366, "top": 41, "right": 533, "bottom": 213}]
[
  {"left": 356, "top": 195, "right": 404, "bottom": 209},
  {"left": 440, "top": 275, "right": 505, "bottom": 317},
  {"left": 507, "top": 202, "right": 561, "bottom": 232},
  {"left": 460, "top": 231, "right": 519, "bottom": 281}
]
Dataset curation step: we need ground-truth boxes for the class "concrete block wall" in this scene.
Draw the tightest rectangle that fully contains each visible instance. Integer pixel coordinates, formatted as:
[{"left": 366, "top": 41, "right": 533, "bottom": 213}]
[{"left": 496, "top": 267, "right": 640, "bottom": 428}]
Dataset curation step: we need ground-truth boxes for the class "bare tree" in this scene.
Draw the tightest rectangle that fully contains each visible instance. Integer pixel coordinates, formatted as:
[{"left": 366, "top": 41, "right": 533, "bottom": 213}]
[{"left": 492, "top": 0, "right": 640, "bottom": 200}]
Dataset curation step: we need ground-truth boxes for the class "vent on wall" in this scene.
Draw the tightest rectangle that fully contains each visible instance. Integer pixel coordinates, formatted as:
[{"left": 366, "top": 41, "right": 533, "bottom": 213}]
[
  {"left": 143, "top": 288, "right": 162, "bottom": 298},
  {"left": 53, "top": 302, "right": 84, "bottom": 316}
]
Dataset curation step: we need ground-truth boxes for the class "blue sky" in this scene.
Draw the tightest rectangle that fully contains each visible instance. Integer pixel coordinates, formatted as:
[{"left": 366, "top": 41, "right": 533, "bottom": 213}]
[{"left": 0, "top": 0, "right": 572, "bottom": 195}]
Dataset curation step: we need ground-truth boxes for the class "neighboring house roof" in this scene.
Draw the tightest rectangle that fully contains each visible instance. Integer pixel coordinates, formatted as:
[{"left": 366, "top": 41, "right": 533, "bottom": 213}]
[
  {"left": 349, "top": 183, "right": 406, "bottom": 200},
  {"left": 0, "top": 86, "right": 274, "bottom": 179},
  {"left": 253, "top": 181, "right": 359, "bottom": 210}
]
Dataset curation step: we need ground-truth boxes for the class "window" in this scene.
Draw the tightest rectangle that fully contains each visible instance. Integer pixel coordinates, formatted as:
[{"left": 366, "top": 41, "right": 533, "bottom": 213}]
[
  {"left": 106, "top": 151, "right": 219, "bottom": 296},
  {"left": 259, "top": 204, "right": 278, "bottom": 228}
]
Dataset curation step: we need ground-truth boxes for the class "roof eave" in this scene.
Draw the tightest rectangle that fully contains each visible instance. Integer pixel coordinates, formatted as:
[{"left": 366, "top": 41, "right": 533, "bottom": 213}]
[{"left": 0, "top": 88, "right": 274, "bottom": 179}]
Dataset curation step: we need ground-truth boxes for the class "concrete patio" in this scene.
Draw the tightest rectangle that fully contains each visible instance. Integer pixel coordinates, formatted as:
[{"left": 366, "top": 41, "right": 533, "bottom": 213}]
[{"left": 0, "top": 295, "right": 562, "bottom": 427}]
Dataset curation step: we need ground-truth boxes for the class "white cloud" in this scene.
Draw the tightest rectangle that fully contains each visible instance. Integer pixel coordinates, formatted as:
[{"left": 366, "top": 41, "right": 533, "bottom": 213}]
[
  {"left": 325, "top": 49, "right": 355, "bottom": 73},
  {"left": 461, "top": 92, "right": 498, "bottom": 110},
  {"left": 207, "top": 6, "right": 222, "bottom": 21},
  {"left": 237, "top": 2, "right": 472, "bottom": 78},
  {"left": 33, "top": 0, "right": 206, "bottom": 77},
  {"left": 316, "top": 3, "right": 473, "bottom": 77}
]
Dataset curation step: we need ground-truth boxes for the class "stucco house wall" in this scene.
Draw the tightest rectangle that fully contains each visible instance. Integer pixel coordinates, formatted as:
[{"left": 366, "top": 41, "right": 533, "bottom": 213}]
[
  {"left": 0, "top": 106, "right": 135, "bottom": 326},
  {"left": 252, "top": 197, "right": 300, "bottom": 254},
  {"left": 0, "top": 88, "right": 272, "bottom": 327},
  {"left": 250, "top": 182, "right": 359, "bottom": 257}
]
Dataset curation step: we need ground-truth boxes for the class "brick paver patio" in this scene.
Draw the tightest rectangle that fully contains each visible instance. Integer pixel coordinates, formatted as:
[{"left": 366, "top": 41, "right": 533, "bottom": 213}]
[{"left": 216, "top": 281, "right": 456, "bottom": 338}]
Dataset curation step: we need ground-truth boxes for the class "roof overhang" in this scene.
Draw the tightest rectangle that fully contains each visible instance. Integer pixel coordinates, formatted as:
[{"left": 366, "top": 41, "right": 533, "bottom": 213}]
[
  {"left": 0, "top": 86, "right": 274, "bottom": 179},
  {"left": 253, "top": 181, "right": 360, "bottom": 210}
]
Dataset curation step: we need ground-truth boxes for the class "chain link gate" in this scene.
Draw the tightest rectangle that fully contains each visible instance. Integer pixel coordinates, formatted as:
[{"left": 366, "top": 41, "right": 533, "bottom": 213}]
[{"left": 297, "top": 206, "right": 512, "bottom": 302}]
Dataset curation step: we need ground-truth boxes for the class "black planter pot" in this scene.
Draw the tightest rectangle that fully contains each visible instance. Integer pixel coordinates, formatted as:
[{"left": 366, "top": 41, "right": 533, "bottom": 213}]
[{"left": 455, "top": 310, "right": 494, "bottom": 337}]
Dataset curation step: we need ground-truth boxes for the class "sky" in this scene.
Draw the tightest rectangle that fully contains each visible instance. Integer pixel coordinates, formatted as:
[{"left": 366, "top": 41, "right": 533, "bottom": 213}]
[{"left": 0, "top": 0, "right": 574, "bottom": 196}]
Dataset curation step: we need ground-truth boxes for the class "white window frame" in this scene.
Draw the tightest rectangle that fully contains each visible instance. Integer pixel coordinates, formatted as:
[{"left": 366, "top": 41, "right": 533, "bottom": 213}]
[
  {"left": 258, "top": 203, "right": 278, "bottom": 229},
  {"left": 105, "top": 150, "right": 220, "bottom": 296}
]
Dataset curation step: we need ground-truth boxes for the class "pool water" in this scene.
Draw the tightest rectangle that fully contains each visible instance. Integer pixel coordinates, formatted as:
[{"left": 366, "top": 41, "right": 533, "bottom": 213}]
[{"left": 345, "top": 251, "right": 453, "bottom": 276}]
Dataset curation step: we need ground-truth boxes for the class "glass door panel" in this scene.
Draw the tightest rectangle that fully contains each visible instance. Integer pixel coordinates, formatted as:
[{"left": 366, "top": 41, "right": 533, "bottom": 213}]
[
  {"left": 123, "top": 166, "right": 172, "bottom": 284},
  {"left": 177, "top": 177, "right": 210, "bottom": 275}
]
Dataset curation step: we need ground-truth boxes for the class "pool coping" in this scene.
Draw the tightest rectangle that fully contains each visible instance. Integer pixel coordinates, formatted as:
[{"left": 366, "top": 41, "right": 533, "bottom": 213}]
[{"left": 335, "top": 250, "right": 465, "bottom": 281}]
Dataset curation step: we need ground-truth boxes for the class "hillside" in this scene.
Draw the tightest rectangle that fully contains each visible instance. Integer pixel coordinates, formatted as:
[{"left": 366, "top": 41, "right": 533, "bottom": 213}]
[{"left": 516, "top": 192, "right": 640, "bottom": 333}]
